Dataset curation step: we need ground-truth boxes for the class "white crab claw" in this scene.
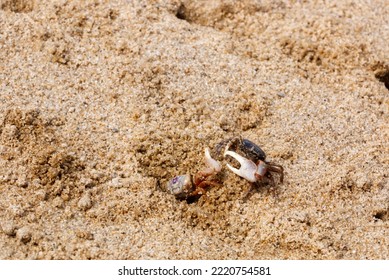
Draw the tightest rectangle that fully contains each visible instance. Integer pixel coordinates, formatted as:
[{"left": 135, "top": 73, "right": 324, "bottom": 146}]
[
  {"left": 205, "top": 147, "right": 222, "bottom": 173},
  {"left": 224, "top": 150, "right": 258, "bottom": 182}
]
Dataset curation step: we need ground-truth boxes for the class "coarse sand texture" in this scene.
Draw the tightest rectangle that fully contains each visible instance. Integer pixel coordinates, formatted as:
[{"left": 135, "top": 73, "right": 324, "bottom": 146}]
[{"left": 0, "top": 0, "right": 388, "bottom": 259}]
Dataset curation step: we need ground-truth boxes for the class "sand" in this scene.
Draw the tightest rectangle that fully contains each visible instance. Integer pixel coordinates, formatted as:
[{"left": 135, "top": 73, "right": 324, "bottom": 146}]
[{"left": 0, "top": 0, "right": 388, "bottom": 259}]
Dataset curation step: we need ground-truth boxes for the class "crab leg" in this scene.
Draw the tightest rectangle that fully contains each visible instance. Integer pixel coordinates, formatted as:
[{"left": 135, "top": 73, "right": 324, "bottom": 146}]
[
  {"left": 267, "top": 164, "right": 284, "bottom": 183},
  {"left": 224, "top": 150, "right": 258, "bottom": 183}
]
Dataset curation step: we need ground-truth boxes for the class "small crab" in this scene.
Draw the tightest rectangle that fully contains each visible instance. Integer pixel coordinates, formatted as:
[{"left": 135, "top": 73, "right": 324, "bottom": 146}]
[
  {"left": 221, "top": 137, "right": 284, "bottom": 186},
  {"left": 167, "top": 148, "right": 222, "bottom": 200},
  {"left": 216, "top": 137, "right": 266, "bottom": 163}
]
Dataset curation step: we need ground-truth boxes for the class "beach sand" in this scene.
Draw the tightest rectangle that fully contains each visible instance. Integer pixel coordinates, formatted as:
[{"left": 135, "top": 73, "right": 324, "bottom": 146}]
[{"left": 0, "top": 0, "right": 388, "bottom": 259}]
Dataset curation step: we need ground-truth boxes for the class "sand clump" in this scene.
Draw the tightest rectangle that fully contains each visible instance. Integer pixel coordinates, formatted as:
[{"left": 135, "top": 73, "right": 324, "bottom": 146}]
[{"left": 0, "top": 0, "right": 388, "bottom": 259}]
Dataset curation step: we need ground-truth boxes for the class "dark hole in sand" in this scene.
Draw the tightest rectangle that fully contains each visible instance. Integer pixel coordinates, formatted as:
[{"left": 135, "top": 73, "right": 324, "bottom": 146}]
[
  {"left": 176, "top": 4, "right": 187, "bottom": 21},
  {"left": 375, "top": 69, "right": 389, "bottom": 90},
  {"left": 373, "top": 210, "right": 388, "bottom": 221}
]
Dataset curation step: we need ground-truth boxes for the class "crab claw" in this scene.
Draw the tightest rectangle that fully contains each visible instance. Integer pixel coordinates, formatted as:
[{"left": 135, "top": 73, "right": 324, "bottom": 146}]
[
  {"left": 193, "top": 148, "right": 222, "bottom": 186},
  {"left": 204, "top": 147, "right": 222, "bottom": 173},
  {"left": 224, "top": 150, "right": 258, "bottom": 182}
]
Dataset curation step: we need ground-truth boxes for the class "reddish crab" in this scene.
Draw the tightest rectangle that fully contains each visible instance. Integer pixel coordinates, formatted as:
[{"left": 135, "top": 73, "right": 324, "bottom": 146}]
[{"left": 166, "top": 148, "right": 222, "bottom": 200}]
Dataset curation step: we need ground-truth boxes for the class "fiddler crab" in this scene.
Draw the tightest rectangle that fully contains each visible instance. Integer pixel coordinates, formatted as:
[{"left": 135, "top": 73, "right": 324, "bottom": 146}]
[
  {"left": 219, "top": 137, "right": 284, "bottom": 186},
  {"left": 166, "top": 148, "right": 222, "bottom": 200},
  {"left": 167, "top": 137, "right": 284, "bottom": 201}
]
